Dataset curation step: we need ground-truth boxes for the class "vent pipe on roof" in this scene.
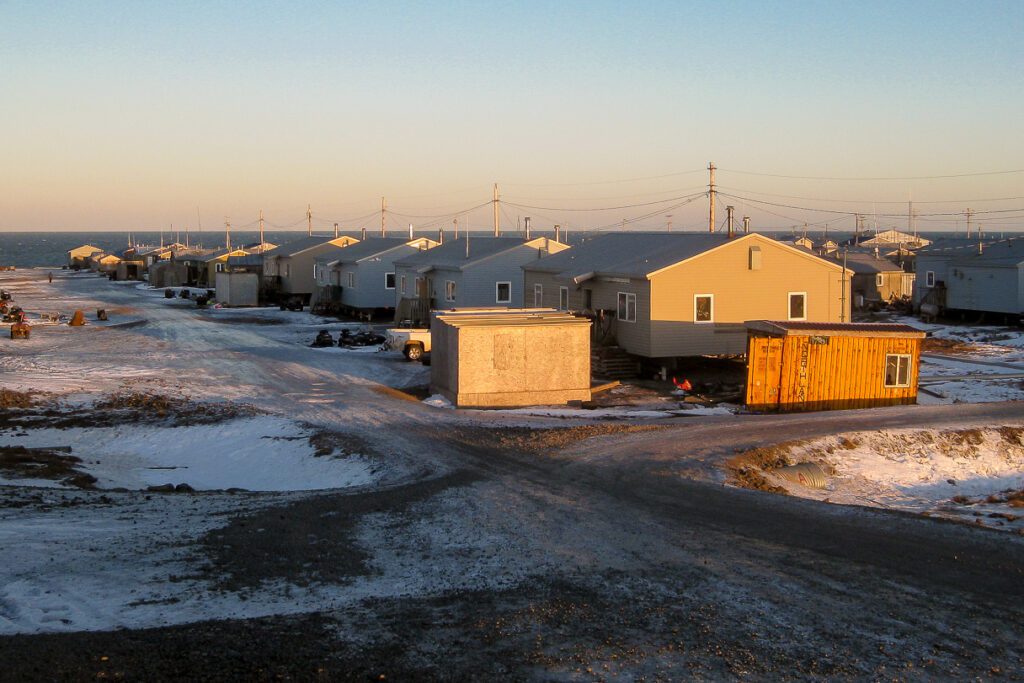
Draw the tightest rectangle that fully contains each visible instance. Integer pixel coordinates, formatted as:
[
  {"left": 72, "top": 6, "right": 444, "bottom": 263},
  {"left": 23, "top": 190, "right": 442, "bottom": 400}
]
[
  {"left": 743, "top": 216, "right": 750, "bottom": 234},
  {"left": 726, "top": 206, "right": 735, "bottom": 238},
  {"left": 361, "top": 227, "right": 366, "bottom": 241},
  {"left": 465, "top": 232, "right": 470, "bottom": 259},
  {"left": 334, "top": 222, "right": 339, "bottom": 239},
  {"left": 438, "top": 227, "right": 444, "bottom": 245},
  {"left": 524, "top": 216, "right": 531, "bottom": 240},
  {"left": 409, "top": 223, "right": 414, "bottom": 240},
  {"left": 555, "top": 224, "right": 561, "bottom": 243}
]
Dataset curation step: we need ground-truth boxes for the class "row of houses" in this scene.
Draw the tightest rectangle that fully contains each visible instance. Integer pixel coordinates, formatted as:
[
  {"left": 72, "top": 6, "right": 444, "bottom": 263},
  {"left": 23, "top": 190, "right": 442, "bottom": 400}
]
[{"left": 913, "top": 237, "right": 1024, "bottom": 318}]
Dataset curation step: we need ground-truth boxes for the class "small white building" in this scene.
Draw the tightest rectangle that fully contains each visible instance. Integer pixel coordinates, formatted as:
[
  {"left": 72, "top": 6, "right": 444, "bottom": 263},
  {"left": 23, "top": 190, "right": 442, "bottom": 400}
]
[{"left": 215, "top": 271, "right": 260, "bottom": 307}]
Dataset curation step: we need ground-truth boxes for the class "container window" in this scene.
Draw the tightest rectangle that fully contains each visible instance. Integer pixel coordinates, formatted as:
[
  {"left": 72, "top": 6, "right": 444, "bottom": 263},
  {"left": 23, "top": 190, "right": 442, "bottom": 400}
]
[
  {"left": 496, "top": 281, "right": 511, "bottom": 303},
  {"left": 788, "top": 292, "right": 806, "bottom": 321},
  {"left": 694, "top": 294, "right": 713, "bottom": 323},
  {"left": 617, "top": 292, "right": 636, "bottom": 322},
  {"left": 884, "top": 354, "right": 912, "bottom": 387}
]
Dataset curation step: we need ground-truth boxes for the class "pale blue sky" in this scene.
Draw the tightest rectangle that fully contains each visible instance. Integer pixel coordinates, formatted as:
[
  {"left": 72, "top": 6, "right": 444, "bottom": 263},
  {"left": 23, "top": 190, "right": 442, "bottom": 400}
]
[{"left": 2, "top": 1, "right": 1022, "bottom": 232}]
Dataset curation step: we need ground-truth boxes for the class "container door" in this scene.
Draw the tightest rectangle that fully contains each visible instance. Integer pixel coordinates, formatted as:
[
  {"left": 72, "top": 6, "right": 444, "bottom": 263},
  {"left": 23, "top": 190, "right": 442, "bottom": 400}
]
[{"left": 746, "top": 336, "right": 783, "bottom": 409}]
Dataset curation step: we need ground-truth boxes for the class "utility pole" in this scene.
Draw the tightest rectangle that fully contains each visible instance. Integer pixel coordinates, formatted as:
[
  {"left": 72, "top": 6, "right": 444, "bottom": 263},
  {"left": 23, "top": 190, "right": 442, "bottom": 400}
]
[
  {"left": 707, "top": 161, "right": 716, "bottom": 233},
  {"left": 196, "top": 207, "right": 203, "bottom": 247},
  {"left": 258, "top": 209, "right": 265, "bottom": 252},
  {"left": 840, "top": 248, "right": 848, "bottom": 323},
  {"left": 493, "top": 183, "right": 500, "bottom": 237},
  {"left": 185, "top": 224, "right": 190, "bottom": 248},
  {"left": 908, "top": 200, "right": 915, "bottom": 238},
  {"left": 453, "top": 217, "right": 459, "bottom": 239},
  {"left": 524, "top": 216, "right": 531, "bottom": 239},
  {"left": 854, "top": 214, "right": 862, "bottom": 245},
  {"left": 666, "top": 214, "right": 673, "bottom": 232},
  {"left": 334, "top": 222, "right": 339, "bottom": 239},
  {"left": 225, "top": 219, "right": 232, "bottom": 251},
  {"left": 306, "top": 204, "right": 312, "bottom": 236},
  {"left": 965, "top": 208, "right": 973, "bottom": 238},
  {"left": 380, "top": 197, "right": 387, "bottom": 237}
]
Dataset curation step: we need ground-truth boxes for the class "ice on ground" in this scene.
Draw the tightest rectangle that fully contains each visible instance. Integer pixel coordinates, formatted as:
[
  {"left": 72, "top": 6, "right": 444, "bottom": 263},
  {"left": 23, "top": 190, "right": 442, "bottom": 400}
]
[
  {"left": 0, "top": 417, "right": 381, "bottom": 492},
  {"left": 423, "top": 394, "right": 453, "bottom": 408}
]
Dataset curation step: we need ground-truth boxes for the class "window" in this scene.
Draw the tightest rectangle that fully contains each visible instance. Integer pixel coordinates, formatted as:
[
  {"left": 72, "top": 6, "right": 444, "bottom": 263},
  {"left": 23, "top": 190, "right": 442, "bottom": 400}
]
[
  {"left": 559, "top": 286, "right": 569, "bottom": 311},
  {"left": 617, "top": 292, "right": 636, "bottom": 322},
  {"left": 400, "top": 275, "right": 407, "bottom": 295},
  {"left": 347, "top": 272, "right": 355, "bottom": 288},
  {"left": 445, "top": 280, "right": 456, "bottom": 302},
  {"left": 788, "top": 292, "right": 806, "bottom": 321},
  {"left": 925, "top": 271, "right": 935, "bottom": 287},
  {"left": 312, "top": 264, "right": 319, "bottom": 281},
  {"left": 876, "top": 274, "right": 884, "bottom": 287},
  {"left": 884, "top": 354, "right": 912, "bottom": 388},
  {"left": 496, "top": 281, "right": 511, "bottom": 304},
  {"left": 385, "top": 272, "right": 395, "bottom": 290},
  {"left": 215, "top": 263, "right": 225, "bottom": 273},
  {"left": 533, "top": 283, "right": 543, "bottom": 307},
  {"left": 694, "top": 294, "right": 713, "bottom": 323}
]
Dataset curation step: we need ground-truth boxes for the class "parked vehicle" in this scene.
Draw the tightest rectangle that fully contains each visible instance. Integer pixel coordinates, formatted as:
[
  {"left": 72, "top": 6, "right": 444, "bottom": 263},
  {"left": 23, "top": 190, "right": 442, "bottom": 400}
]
[{"left": 384, "top": 328, "right": 431, "bottom": 361}]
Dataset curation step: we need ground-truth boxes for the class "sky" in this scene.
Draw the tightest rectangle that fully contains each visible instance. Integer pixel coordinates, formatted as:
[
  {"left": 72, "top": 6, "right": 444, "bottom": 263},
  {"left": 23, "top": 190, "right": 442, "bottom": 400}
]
[{"left": 1, "top": 0, "right": 1022, "bottom": 234}]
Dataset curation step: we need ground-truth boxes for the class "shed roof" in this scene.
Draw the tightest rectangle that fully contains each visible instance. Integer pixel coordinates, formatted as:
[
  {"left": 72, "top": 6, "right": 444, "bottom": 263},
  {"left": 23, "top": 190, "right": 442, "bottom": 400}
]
[
  {"left": 830, "top": 253, "right": 905, "bottom": 274},
  {"left": 948, "top": 237, "right": 1024, "bottom": 267},
  {"left": 746, "top": 320, "right": 926, "bottom": 338},
  {"left": 433, "top": 308, "right": 590, "bottom": 328}
]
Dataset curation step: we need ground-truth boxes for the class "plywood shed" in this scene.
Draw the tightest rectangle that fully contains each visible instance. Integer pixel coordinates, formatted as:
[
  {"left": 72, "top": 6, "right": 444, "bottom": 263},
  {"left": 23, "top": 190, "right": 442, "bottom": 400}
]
[
  {"left": 215, "top": 272, "right": 259, "bottom": 307},
  {"left": 430, "top": 308, "right": 592, "bottom": 408},
  {"left": 745, "top": 321, "right": 926, "bottom": 412}
]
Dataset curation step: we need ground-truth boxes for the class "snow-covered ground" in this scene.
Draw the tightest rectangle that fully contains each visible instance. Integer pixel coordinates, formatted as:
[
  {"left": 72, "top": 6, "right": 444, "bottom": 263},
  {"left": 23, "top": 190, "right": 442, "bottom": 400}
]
[{"left": 760, "top": 427, "right": 1024, "bottom": 532}]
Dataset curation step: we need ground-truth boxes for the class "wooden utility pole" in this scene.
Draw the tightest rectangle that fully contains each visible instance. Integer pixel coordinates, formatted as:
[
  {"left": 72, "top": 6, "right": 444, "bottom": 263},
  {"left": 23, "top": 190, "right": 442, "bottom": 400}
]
[
  {"left": 453, "top": 217, "right": 459, "bottom": 239},
  {"left": 380, "top": 197, "right": 387, "bottom": 237},
  {"left": 966, "top": 208, "right": 973, "bottom": 238},
  {"left": 666, "top": 214, "right": 673, "bottom": 232},
  {"left": 707, "top": 162, "right": 716, "bottom": 233},
  {"left": 854, "top": 213, "right": 862, "bottom": 245},
  {"left": 493, "top": 183, "right": 500, "bottom": 236},
  {"left": 306, "top": 204, "right": 312, "bottom": 236},
  {"left": 258, "top": 209, "right": 265, "bottom": 252}
]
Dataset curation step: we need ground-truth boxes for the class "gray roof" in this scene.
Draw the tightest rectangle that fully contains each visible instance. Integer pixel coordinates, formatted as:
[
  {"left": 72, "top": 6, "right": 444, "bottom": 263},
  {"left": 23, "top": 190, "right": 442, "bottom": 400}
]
[
  {"left": 829, "top": 253, "right": 905, "bottom": 274},
  {"left": 915, "top": 237, "right": 1003, "bottom": 256},
  {"left": 393, "top": 237, "right": 532, "bottom": 270},
  {"left": 319, "top": 237, "right": 413, "bottom": 265},
  {"left": 226, "top": 253, "right": 264, "bottom": 267},
  {"left": 949, "top": 237, "right": 1024, "bottom": 267},
  {"left": 262, "top": 235, "right": 355, "bottom": 258},
  {"left": 524, "top": 232, "right": 737, "bottom": 279}
]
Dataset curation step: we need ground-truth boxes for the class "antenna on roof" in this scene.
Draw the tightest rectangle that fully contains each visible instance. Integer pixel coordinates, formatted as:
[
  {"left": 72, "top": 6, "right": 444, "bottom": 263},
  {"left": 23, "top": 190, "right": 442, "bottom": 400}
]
[
  {"left": 524, "top": 216, "right": 531, "bottom": 240},
  {"left": 465, "top": 230, "right": 470, "bottom": 258}
]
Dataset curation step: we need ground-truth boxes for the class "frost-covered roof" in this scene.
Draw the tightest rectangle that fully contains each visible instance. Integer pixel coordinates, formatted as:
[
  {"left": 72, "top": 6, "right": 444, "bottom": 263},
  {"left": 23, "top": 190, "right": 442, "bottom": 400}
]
[{"left": 393, "top": 237, "right": 532, "bottom": 270}]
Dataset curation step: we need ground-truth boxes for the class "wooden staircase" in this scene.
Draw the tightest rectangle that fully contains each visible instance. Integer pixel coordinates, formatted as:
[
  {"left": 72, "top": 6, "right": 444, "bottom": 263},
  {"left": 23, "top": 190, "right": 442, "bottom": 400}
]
[{"left": 591, "top": 346, "right": 640, "bottom": 380}]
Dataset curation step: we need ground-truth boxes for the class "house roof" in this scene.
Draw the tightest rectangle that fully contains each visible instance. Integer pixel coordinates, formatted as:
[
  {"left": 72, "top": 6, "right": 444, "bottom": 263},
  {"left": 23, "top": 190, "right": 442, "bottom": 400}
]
[
  {"left": 829, "top": 253, "right": 905, "bottom": 274},
  {"left": 261, "top": 235, "right": 357, "bottom": 259},
  {"left": 201, "top": 247, "right": 249, "bottom": 262},
  {"left": 433, "top": 308, "right": 590, "bottom": 329},
  {"left": 319, "top": 237, "right": 430, "bottom": 266},
  {"left": 393, "top": 236, "right": 538, "bottom": 271},
  {"left": 948, "top": 237, "right": 1024, "bottom": 267},
  {"left": 746, "top": 320, "right": 926, "bottom": 338},
  {"left": 524, "top": 232, "right": 741, "bottom": 280}
]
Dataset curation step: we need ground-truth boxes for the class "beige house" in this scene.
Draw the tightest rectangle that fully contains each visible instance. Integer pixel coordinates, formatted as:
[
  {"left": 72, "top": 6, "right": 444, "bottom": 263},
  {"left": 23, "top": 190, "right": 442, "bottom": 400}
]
[
  {"left": 430, "top": 308, "right": 592, "bottom": 407},
  {"left": 833, "top": 252, "right": 912, "bottom": 306},
  {"left": 67, "top": 245, "right": 101, "bottom": 268},
  {"left": 263, "top": 235, "right": 360, "bottom": 301},
  {"left": 92, "top": 253, "right": 122, "bottom": 273},
  {"left": 524, "top": 232, "right": 850, "bottom": 358}
]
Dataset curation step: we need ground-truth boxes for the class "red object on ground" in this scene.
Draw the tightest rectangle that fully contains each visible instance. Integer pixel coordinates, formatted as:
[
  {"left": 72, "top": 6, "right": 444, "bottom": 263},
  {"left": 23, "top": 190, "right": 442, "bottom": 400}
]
[{"left": 672, "top": 377, "right": 692, "bottom": 392}]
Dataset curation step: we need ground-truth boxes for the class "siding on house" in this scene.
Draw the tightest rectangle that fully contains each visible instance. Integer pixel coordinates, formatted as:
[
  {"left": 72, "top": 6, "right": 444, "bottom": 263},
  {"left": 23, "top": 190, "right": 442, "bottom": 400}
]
[{"left": 264, "top": 236, "right": 359, "bottom": 296}]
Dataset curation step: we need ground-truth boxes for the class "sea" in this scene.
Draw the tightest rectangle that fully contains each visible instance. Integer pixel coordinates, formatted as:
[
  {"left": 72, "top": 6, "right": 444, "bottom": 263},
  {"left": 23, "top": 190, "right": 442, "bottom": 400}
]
[{"left": 0, "top": 229, "right": 1017, "bottom": 269}]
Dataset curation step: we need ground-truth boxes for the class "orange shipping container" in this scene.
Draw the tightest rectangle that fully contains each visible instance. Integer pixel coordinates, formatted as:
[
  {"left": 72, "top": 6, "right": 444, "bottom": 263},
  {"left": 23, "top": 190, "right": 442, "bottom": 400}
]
[{"left": 745, "top": 321, "right": 926, "bottom": 412}]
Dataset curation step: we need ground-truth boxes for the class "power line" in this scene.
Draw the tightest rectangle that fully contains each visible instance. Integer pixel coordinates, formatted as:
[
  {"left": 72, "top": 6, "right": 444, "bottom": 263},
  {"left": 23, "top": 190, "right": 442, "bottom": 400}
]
[
  {"left": 502, "top": 169, "right": 706, "bottom": 187},
  {"left": 716, "top": 186, "right": 1024, "bottom": 205},
  {"left": 717, "top": 192, "right": 1024, "bottom": 218},
  {"left": 503, "top": 191, "right": 707, "bottom": 213},
  {"left": 719, "top": 168, "right": 1024, "bottom": 181}
]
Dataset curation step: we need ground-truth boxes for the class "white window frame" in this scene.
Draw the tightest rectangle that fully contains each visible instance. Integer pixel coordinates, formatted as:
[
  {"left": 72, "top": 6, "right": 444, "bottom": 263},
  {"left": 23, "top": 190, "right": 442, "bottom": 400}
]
[
  {"left": 693, "top": 293, "right": 714, "bottom": 323},
  {"left": 925, "top": 271, "right": 935, "bottom": 287},
  {"left": 617, "top": 292, "right": 637, "bottom": 323},
  {"left": 384, "top": 272, "right": 396, "bottom": 290},
  {"left": 875, "top": 274, "right": 884, "bottom": 287},
  {"left": 215, "top": 262, "right": 225, "bottom": 273},
  {"left": 787, "top": 292, "right": 807, "bottom": 321},
  {"left": 884, "top": 353, "right": 912, "bottom": 388},
  {"left": 533, "top": 283, "right": 543, "bottom": 307},
  {"left": 559, "top": 286, "right": 569, "bottom": 311},
  {"left": 400, "top": 275, "right": 407, "bottom": 295},
  {"left": 347, "top": 272, "right": 355, "bottom": 288},
  {"left": 445, "top": 280, "right": 456, "bottom": 302},
  {"left": 495, "top": 281, "right": 512, "bottom": 304}
]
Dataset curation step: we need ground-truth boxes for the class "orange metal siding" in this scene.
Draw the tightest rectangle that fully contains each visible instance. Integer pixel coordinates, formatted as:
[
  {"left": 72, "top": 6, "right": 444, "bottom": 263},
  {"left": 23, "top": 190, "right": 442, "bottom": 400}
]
[{"left": 745, "top": 333, "right": 921, "bottom": 412}]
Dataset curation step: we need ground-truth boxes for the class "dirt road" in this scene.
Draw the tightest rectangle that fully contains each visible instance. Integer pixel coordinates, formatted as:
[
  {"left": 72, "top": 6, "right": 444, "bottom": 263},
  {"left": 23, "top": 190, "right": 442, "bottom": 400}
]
[{"left": 1, "top": 271, "right": 1023, "bottom": 680}]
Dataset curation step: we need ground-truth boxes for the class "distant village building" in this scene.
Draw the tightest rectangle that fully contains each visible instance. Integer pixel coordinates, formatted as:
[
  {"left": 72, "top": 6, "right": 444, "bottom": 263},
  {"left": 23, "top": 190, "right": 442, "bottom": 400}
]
[
  {"left": 262, "top": 235, "right": 360, "bottom": 302},
  {"left": 393, "top": 236, "right": 569, "bottom": 324},
  {"left": 67, "top": 245, "right": 102, "bottom": 268},
  {"left": 916, "top": 237, "right": 1024, "bottom": 318},
  {"left": 859, "top": 229, "right": 930, "bottom": 249},
  {"left": 832, "top": 252, "right": 913, "bottom": 307},
  {"left": 311, "top": 236, "right": 438, "bottom": 314},
  {"left": 523, "top": 232, "right": 850, "bottom": 359}
]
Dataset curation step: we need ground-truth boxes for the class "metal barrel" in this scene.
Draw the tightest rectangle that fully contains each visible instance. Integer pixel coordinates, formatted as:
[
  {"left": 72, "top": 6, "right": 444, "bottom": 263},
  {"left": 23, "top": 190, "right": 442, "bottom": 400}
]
[{"left": 776, "top": 462, "right": 829, "bottom": 489}]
